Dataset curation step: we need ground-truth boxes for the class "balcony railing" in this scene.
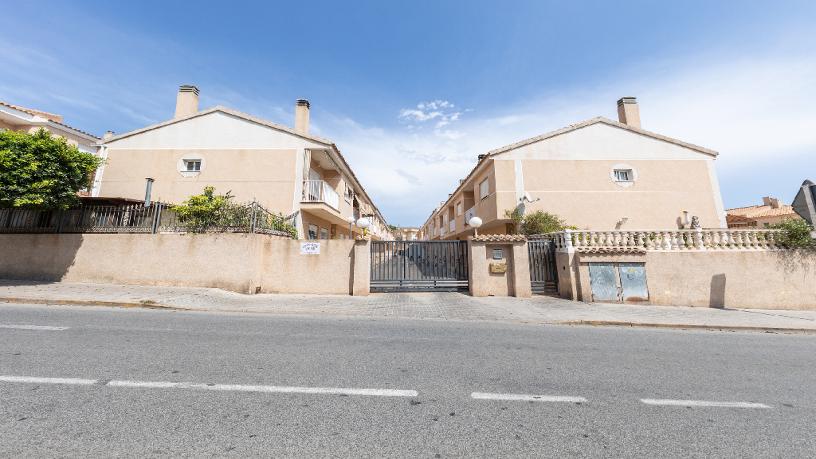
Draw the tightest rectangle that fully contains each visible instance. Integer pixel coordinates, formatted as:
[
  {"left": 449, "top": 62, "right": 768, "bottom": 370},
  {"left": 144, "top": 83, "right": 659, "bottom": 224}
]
[
  {"left": 464, "top": 206, "right": 476, "bottom": 225},
  {"left": 302, "top": 180, "right": 340, "bottom": 210}
]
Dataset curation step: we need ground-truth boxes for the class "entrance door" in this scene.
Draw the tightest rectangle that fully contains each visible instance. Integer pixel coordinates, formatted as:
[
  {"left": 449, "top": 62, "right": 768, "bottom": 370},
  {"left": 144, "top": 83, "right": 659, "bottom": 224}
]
[{"left": 370, "top": 241, "right": 469, "bottom": 292}]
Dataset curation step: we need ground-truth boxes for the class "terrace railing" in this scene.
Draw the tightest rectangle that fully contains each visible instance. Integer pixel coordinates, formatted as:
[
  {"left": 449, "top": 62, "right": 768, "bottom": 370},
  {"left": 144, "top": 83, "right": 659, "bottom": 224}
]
[
  {"left": 551, "top": 229, "right": 784, "bottom": 251},
  {"left": 0, "top": 202, "right": 296, "bottom": 238}
]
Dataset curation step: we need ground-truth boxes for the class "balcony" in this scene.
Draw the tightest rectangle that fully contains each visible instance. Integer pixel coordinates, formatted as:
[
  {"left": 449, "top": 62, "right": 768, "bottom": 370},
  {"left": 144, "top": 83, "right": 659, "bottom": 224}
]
[
  {"left": 464, "top": 206, "right": 476, "bottom": 225},
  {"left": 302, "top": 180, "right": 340, "bottom": 210}
]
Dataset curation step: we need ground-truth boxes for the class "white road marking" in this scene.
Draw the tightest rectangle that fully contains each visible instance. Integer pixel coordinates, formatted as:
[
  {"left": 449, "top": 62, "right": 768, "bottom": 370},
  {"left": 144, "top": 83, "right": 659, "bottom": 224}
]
[
  {"left": 0, "top": 375, "right": 97, "bottom": 385},
  {"left": 471, "top": 392, "right": 587, "bottom": 403},
  {"left": 641, "top": 399, "right": 771, "bottom": 409},
  {"left": 0, "top": 374, "right": 416, "bottom": 398},
  {"left": 107, "top": 380, "right": 418, "bottom": 397},
  {"left": 0, "top": 324, "right": 68, "bottom": 331}
]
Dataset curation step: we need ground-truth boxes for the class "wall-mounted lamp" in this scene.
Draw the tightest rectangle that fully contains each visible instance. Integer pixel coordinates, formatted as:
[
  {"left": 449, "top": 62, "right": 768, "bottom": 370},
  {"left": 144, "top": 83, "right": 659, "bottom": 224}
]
[{"left": 468, "top": 216, "right": 483, "bottom": 236}]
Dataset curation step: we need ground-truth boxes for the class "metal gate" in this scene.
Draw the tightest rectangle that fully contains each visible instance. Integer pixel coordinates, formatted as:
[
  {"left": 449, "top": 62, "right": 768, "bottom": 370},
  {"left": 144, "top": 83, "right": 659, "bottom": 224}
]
[
  {"left": 528, "top": 239, "right": 558, "bottom": 294},
  {"left": 370, "top": 241, "right": 469, "bottom": 292}
]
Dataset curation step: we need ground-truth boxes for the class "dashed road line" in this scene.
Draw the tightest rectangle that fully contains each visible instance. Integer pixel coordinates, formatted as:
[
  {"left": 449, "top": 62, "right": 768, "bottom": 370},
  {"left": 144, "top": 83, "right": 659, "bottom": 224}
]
[
  {"left": 0, "top": 324, "right": 68, "bottom": 331},
  {"left": 107, "top": 380, "right": 418, "bottom": 397},
  {"left": 471, "top": 392, "right": 587, "bottom": 403},
  {"left": 0, "top": 375, "right": 417, "bottom": 398},
  {"left": 0, "top": 376, "right": 97, "bottom": 385},
  {"left": 641, "top": 398, "right": 771, "bottom": 409}
]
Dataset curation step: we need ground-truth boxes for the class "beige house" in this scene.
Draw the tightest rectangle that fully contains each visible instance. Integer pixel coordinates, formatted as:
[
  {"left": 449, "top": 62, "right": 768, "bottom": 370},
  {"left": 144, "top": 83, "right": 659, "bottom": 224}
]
[
  {"left": 93, "top": 85, "right": 391, "bottom": 240},
  {"left": 726, "top": 197, "right": 801, "bottom": 228},
  {"left": 393, "top": 226, "right": 420, "bottom": 240},
  {"left": 420, "top": 97, "right": 727, "bottom": 240},
  {"left": 0, "top": 101, "right": 99, "bottom": 154}
]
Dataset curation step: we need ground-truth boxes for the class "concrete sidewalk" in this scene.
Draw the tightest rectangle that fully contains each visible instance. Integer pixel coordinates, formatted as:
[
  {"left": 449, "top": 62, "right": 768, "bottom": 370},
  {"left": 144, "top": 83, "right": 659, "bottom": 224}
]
[{"left": 1, "top": 279, "right": 815, "bottom": 332}]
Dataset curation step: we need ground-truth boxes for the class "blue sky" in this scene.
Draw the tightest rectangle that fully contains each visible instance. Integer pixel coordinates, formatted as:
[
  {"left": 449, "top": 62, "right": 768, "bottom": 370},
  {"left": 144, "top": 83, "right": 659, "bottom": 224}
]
[{"left": 2, "top": 1, "right": 815, "bottom": 226}]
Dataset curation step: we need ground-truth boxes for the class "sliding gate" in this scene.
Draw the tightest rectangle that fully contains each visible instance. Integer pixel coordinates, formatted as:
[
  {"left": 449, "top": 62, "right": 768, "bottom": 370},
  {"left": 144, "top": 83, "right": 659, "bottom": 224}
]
[
  {"left": 370, "top": 241, "right": 469, "bottom": 292},
  {"left": 528, "top": 239, "right": 558, "bottom": 295}
]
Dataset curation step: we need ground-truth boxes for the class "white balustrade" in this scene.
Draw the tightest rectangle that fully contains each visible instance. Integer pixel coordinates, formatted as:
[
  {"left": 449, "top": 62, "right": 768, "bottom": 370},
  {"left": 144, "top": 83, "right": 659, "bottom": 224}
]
[{"left": 549, "top": 229, "right": 783, "bottom": 252}]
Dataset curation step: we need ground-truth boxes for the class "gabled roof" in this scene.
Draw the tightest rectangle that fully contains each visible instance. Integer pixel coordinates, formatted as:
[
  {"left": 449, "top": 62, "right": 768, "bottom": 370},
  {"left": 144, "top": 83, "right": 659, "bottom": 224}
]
[
  {"left": 422, "top": 116, "right": 720, "bottom": 225},
  {"left": 486, "top": 116, "right": 718, "bottom": 158},
  {"left": 100, "top": 105, "right": 334, "bottom": 147},
  {"left": 99, "top": 105, "right": 388, "bottom": 223},
  {"left": 0, "top": 101, "right": 100, "bottom": 140}
]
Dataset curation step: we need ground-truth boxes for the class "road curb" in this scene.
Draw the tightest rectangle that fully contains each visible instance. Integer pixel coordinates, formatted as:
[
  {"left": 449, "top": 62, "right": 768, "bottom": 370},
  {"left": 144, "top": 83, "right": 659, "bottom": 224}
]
[
  {"left": 558, "top": 320, "right": 816, "bottom": 334},
  {"left": 0, "top": 296, "right": 182, "bottom": 311}
]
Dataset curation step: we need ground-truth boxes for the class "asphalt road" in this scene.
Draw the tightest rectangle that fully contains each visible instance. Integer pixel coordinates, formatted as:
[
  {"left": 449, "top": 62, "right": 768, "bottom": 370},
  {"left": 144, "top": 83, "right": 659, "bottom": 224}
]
[{"left": 1, "top": 303, "right": 815, "bottom": 457}]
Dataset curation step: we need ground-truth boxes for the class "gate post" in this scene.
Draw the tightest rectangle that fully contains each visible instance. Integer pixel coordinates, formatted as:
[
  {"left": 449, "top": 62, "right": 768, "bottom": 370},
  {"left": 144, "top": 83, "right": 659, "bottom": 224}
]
[
  {"left": 511, "top": 239, "right": 532, "bottom": 298},
  {"left": 351, "top": 239, "right": 370, "bottom": 296}
]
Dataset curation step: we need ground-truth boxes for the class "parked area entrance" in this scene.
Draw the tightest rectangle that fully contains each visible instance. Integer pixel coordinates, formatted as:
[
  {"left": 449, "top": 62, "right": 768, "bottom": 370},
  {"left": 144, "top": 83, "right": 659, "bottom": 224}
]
[
  {"left": 370, "top": 241, "right": 469, "bottom": 292},
  {"left": 528, "top": 239, "right": 558, "bottom": 295}
]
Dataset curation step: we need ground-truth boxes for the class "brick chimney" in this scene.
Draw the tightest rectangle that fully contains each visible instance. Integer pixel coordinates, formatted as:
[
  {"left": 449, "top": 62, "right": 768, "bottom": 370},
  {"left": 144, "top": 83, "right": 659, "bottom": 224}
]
[
  {"left": 295, "top": 99, "right": 310, "bottom": 134},
  {"left": 617, "top": 97, "right": 641, "bottom": 128},
  {"left": 762, "top": 196, "right": 780, "bottom": 209},
  {"left": 174, "top": 85, "right": 199, "bottom": 119}
]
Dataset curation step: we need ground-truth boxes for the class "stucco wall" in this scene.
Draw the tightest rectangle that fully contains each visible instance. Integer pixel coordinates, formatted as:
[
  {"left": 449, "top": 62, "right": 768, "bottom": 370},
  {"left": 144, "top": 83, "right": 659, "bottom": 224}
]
[
  {"left": 564, "top": 249, "right": 816, "bottom": 310},
  {"left": 99, "top": 148, "right": 298, "bottom": 211},
  {"left": 0, "top": 234, "right": 364, "bottom": 295}
]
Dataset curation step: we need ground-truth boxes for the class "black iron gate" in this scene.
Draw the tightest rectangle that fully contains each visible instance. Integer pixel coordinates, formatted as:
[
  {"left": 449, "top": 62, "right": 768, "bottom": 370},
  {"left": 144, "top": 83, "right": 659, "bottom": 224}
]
[
  {"left": 370, "top": 241, "right": 469, "bottom": 292},
  {"left": 528, "top": 239, "right": 558, "bottom": 294}
]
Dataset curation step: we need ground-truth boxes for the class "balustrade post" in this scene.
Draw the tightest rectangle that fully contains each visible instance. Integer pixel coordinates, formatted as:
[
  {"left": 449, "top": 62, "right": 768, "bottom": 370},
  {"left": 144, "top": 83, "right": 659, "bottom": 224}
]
[{"left": 693, "top": 228, "right": 705, "bottom": 250}]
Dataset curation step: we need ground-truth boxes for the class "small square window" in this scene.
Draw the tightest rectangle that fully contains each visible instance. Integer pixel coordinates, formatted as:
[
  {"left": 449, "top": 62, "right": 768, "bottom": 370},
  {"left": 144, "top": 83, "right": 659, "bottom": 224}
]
[
  {"left": 184, "top": 160, "right": 201, "bottom": 172},
  {"left": 613, "top": 169, "right": 632, "bottom": 182},
  {"left": 307, "top": 224, "right": 318, "bottom": 240}
]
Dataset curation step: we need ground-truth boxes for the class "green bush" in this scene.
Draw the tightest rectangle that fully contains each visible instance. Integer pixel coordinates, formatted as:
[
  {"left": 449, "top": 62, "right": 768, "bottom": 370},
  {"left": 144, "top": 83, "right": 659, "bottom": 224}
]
[
  {"left": 772, "top": 218, "right": 815, "bottom": 249},
  {"left": 505, "top": 208, "right": 576, "bottom": 235},
  {"left": 0, "top": 128, "right": 102, "bottom": 209},
  {"left": 172, "top": 187, "right": 297, "bottom": 238}
]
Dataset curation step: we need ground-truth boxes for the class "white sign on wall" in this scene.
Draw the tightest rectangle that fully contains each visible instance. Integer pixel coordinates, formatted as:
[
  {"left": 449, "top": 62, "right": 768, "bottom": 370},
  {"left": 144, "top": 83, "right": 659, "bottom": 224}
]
[{"left": 300, "top": 242, "right": 321, "bottom": 255}]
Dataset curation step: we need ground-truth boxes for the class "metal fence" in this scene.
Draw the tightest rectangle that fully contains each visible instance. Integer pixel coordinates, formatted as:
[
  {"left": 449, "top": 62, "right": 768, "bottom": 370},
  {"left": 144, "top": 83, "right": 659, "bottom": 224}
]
[{"left": 0, "top": 202, "right": 297, "bottom": 237}]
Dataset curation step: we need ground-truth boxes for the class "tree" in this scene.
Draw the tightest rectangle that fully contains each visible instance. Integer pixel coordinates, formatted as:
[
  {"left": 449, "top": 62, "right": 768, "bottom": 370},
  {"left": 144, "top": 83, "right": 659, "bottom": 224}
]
[
  {"left": 772, "top": 218, "right": 815, "bottom": 249},
  {"left": 0, "top": 128, "right": 102, "bottom": 209},
  {"left": 505, "top": 208, "right": 575, "bottom": 235}
]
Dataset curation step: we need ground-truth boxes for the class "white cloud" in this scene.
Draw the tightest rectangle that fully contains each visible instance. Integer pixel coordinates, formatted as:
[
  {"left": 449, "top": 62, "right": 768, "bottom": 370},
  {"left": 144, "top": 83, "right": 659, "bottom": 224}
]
[{"left": 323, "top": 51, "right": 816, "bottom": 225}]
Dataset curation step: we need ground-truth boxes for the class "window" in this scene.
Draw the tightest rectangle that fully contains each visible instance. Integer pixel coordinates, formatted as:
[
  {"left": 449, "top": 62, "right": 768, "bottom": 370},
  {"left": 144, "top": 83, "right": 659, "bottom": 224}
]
[
  {"left": 184, "top": 159, "right": 201, "bottom": 172},
  {"left": 479, "top": 178, "right": 489, "bottom": 200},
  {"left": 308, "top": 224, "right": 318, "bottom": 240},
  {"left": 456, "top": 201, "right": 463, "bottom": 215},
  {"left": 344, "top": 184, "right": 354, "bottom": 203},
  {"left": 319, "top": 227, "right": 329, "bottom": 240},
  {"left": 613, "top": 169, "right": 632, "bottom": 182}
]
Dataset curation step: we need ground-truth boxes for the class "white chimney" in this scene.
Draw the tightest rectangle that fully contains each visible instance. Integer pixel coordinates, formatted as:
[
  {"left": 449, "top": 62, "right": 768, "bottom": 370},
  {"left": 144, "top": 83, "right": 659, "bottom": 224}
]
[
  {"left": 174, "top": 85, "right": 199, "bottom": 119},
  {"left": 617, "top": 97, "right": 641, "bottom": 129},
  {"left": 295, "top": 99, "right": 310, "bottom": 134}
]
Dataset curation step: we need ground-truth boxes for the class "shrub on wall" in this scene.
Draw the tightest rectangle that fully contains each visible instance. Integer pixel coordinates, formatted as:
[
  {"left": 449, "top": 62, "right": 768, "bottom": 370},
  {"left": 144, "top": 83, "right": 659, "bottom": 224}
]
[
  {"left": 772, "top": 219, "right": 815, "bottom": 249},
  {"left": 505, "top": 208, "right": 576, "bottom": 235},
  {"left": 0, "top": 128, "right": 102, "bottom": 209},
  {"left": 172, "top": 186, "right": 297, "bottom": 238}
]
